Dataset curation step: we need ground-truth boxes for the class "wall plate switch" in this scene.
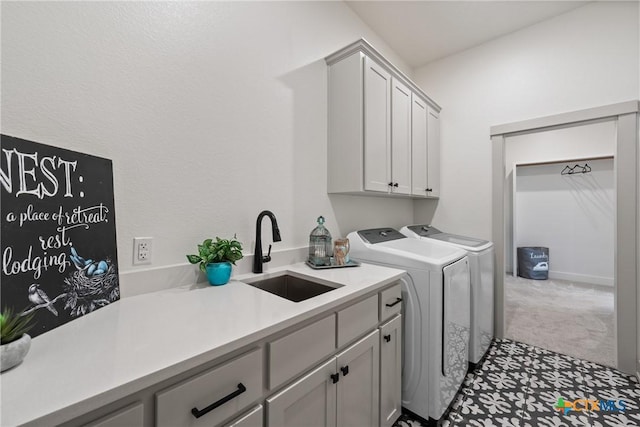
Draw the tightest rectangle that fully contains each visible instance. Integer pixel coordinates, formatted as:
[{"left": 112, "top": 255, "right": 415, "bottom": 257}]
[{"left": 133, "top": 237, "right": 152, "bottom": 265}]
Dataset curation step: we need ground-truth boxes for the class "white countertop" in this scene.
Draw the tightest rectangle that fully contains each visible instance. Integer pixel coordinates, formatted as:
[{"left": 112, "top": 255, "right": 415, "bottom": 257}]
[{"left": 0, "top": 262, "right": 405, "bottom": 426}]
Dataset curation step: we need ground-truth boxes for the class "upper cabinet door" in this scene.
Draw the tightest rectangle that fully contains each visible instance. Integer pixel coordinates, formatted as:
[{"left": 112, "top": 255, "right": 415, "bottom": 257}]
[
  {"left": 427, "top": 108, "right": 441, "bottom": 197},
  {"left": 391, "top": 78, "right": 412, "bottom": 195},
  {"left": 363, "top": 57, "right": 391, "bottom": 193},
  {"left": 411, "top": 95, "right": 428, "bottom": 197}
]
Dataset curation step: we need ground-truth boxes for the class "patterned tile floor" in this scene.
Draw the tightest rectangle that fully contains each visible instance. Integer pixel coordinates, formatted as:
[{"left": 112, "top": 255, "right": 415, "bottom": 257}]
[{"left": 395, "top": 339, "right": 640, "bottom": 427}]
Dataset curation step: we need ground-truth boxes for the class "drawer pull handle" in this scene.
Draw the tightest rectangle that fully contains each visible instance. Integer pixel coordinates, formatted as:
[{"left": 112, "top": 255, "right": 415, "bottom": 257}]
[
  {"left": 384, "top": 334, "right": 391, "bottom": 343},
  {"left": 191, "top": 383, "right": 247, "bottom": 419},
  {"left": 385, "top": 297, "right": 402, "bottom": 308},
  {"left": 340, "top": 366, "right": 349, "bottom": 376},
  {"left": 330, "top": 373, "right": 340, "bottom": 383}
]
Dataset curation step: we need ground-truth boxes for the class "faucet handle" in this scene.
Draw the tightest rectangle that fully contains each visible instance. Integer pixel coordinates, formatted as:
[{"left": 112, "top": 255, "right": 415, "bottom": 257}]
[{"left": 262, "top": 244, "right": 272, "bottom": 263}]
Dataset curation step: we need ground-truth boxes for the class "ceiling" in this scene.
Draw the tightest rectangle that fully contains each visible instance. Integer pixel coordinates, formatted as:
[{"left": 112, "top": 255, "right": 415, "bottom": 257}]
[{"left": 345, "top": 1, "right": 590, "bottom": 68}]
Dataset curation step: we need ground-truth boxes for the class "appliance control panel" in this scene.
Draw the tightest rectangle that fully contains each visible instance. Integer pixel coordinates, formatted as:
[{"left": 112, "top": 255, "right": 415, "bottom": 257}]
[
  {"left": 357, "top": 228, "right": 406, "bottom": 244},
  {"left": 407, "top": 224, "right": 442, "bottom": 237}
]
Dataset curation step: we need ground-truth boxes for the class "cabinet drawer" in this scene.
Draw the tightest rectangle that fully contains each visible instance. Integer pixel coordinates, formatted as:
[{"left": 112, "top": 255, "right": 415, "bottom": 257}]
[
  {"left": 86, "top": 402, "right": 144, "bottom": 427},
  {"left": 380, "top": 284, "right": 402, "bottom": 321},
  {"left": 269, "top": 315, "right": 335, "bottom": 389},
  {"left": 224, "top": 404, "right": 263, "bottom": 427},
  {"left": 156, "top": 348, "right": 262, "bottom": 427},
  {"left": 337, "top": 294, "right": 378, "bottom": 347}
]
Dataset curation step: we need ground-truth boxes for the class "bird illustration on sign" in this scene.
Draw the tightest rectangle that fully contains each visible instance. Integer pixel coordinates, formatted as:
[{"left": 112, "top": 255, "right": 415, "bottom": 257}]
[
  {"left": 27, "top": 284, "right": 59, "bottom": 316},
  {"left": 22, "top": 247, "right": 119, "bottom": 318}
]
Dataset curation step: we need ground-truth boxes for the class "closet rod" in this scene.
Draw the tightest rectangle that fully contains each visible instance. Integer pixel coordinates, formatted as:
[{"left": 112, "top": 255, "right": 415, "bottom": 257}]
[{"left": 516, "top": 155, "right": 613, "bottom": 168}]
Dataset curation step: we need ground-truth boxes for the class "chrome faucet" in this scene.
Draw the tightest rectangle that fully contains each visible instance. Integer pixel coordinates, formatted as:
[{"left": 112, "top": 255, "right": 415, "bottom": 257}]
[{"left": 253, "top": 210, "right": 282, "bottom": 273}]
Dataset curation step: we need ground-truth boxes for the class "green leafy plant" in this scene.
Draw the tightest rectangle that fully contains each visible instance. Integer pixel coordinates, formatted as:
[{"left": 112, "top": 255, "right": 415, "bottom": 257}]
[
  {"left": 1, "top": 307, "right": 35, "bottom": 345},
  {"left": 187, "top": 236, "right": 244, "bottom": 273}
]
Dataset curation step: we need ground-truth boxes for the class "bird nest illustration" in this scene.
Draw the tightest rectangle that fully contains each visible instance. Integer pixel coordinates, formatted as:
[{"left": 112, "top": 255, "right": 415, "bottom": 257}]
[{"left": 63, "top": 260, "right": 119, "bottom": 317}]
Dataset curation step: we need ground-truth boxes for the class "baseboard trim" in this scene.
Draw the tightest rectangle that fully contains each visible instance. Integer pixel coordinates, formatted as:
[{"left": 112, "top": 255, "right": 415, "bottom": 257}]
[
  {"left": 548, "top": 271, "right": 613, "bottom": 287},
  {"left": 505, "top": 270, "right": 614, "bottom": 287}
]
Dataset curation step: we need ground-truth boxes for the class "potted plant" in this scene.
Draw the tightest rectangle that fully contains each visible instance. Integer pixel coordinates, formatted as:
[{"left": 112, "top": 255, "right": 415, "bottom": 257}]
[
  {"left": 1, "top": 307, "right": 35, "bottom": 372},
  {"left": 187, "top": 236, "right": 244, "bottom": 286}
]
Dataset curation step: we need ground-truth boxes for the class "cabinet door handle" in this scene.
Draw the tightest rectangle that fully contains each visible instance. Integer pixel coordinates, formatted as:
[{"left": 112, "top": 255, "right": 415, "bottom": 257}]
[
  {"left": 384, "top": 334, "right": 391, "bottom": 343},
  {"left": 385, "top": 297, "right": 402, "bottom": 307},
  {"left": 340, "top": 366, "right": 349, "bottom": 376},
  {"left": 388, "top": 182, "right": 394, "bottom": 186},
  {"left": 426, "top": 188, "right": 432, "bottom": 192},
  {"left": 330, "top": 373, "right": 340, "bottom": 383},
  {"left": 191, "top": 383, "right": 246, "bottom": 419},
  {"left": 393, "top": 183, "right": 399, "bottom": 187}
]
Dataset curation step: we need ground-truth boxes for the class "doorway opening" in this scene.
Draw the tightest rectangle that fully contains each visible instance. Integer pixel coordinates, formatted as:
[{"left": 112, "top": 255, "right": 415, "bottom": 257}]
[
  {"left": 507, "top": 145, "right": 616, "bottom": 366},
  {"left": 490, "top": 101, "right": 639, "bottom": 374}
]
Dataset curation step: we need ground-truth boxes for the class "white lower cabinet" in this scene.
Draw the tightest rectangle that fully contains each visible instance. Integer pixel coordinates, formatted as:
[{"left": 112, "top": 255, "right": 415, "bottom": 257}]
[
  {"left": 267, "top": 330, "right": 380, "bottom": 427},
  {"left": 337, "top": 294, "right": 378, "bottom": 347},
  {"left": 85, "top": 402, "right": 144, "bottom": 427},
  {"left": 156, "top": 348, "right": 263, "bottom": 427},
  {"left": 379, "top": 284, "right": 402, "bottom": 322},
  {"left": 267, "top": 358, "right": 337, "bottom": 427},
  {"left": 336, "top": 330, "right": 380, "bottom": 427},
  {"left": 269, "top": 315, "right": 336, "bottom": 389},
  {"left": 379, "top": 315, "right": 402, "bottom": 427},
  {"left": 64, "top": 284, "right": 401, "bottom": 427},
  {"left": 225, "top": 405, "right": 264, "bottom": 427}
]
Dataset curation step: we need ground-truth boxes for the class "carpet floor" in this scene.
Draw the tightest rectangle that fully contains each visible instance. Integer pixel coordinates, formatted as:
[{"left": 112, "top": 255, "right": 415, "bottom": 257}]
[{"left": 504, "top": 275, "right": 615, "bottom": 367}]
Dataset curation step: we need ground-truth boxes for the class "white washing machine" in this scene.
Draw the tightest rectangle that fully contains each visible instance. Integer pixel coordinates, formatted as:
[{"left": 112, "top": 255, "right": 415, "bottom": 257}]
[
  {"left": 401, "top": 225, "right": 494, "bottom": 365},
  {"left": 347, "top": 228, "right": 470, "bottom": 423}
]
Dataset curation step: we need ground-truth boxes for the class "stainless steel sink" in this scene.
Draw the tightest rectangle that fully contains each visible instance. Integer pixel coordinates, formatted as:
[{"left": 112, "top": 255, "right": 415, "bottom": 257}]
[{"left": 245, "top": 274, "right": 340, "bottom": 302}]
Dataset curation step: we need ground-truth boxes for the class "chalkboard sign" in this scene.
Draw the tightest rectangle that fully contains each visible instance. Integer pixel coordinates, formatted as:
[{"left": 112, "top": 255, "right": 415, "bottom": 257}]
[{"left": 1, "top": 135, "right": 119, "bottom": 338}]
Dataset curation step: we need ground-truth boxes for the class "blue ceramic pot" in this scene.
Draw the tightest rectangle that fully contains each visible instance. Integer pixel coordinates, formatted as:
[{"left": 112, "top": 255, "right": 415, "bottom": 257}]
[{"left": 205, "top": 262, "right": 232, "bottom": 286}]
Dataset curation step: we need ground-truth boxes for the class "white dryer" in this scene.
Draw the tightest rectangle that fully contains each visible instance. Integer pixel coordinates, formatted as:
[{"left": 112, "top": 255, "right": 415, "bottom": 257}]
[
  {"left": 401, "top": 225, "right": 494, "bottom": 365},
  {"left": 347, "top": 228, "right": 470, "bottom": 423}
]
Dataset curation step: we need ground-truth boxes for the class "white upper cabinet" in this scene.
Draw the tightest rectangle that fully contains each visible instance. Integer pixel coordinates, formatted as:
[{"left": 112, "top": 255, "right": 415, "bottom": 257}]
[
  {"left": 427, "top": 107, "right": 441, "bottom": 197},
  {"left": 391, "top": 78, "right": 412, "bottom": 195},
  {"left": 326, "top": 39, "right": 441, "bottom": 199},
  {"left": 411, "top": 95, "right": 428, "bottom": 196},
  {"left": 363, "top": 57, "right": 392, "bottom": 193}
]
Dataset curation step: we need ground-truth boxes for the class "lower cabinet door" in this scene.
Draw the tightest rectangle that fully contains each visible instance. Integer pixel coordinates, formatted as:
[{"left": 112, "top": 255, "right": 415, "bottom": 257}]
[
  {"left": 380, "top": 315, "right": 402, "bottom": 427},
  {"left": 225, "top": 405, "right": 263, "bottom": 427},
  {"left": 336, "top": 330, "right": 380, "bottom": 427},
  {"left": 266, "top": 358, "right": 337, "bottom": 427}
]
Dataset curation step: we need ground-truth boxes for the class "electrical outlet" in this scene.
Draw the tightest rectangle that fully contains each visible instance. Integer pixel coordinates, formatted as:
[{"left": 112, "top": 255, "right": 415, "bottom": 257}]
[{"left": 133, "top": 237, "right": 152, "bottom": 265}]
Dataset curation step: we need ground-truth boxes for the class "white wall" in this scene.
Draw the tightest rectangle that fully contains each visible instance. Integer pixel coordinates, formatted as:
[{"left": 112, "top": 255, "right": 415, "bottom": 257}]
[
  {"left": 515, "top": 158, "right": 614, "bottom": 285},
  {"left": 1, "top": 1, "right": 415, "bottom": 277},
  {"left": 413, "top": 1, "right": 639, "bottom": 240},
  {"left": 505, "top": 119, "right": 616, "bottom": 273}
]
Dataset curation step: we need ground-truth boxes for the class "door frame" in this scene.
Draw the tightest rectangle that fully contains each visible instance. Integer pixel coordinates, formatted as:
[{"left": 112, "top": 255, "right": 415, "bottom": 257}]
[{"left": 491, "top": 100, "right": 639, "bottom": 374}]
